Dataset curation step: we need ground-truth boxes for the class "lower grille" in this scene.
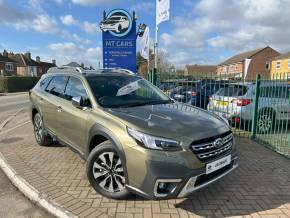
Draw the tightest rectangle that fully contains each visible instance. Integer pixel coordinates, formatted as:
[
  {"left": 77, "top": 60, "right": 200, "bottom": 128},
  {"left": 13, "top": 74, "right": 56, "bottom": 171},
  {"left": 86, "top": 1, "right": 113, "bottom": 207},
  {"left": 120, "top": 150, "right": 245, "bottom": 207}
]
[{"left": 190, "top": 131, "right": 233, "bottom": 162}]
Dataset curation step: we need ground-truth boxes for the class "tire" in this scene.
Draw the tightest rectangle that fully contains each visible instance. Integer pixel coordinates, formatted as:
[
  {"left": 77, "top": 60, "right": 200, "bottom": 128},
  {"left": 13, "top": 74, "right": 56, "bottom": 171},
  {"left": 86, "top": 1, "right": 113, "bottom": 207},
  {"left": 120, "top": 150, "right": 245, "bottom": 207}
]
[
  {"left": 33, "top": 112, "right": 53, "bottom": 146},
  {"left": 117, "top": 25, "right": 122, "bottom": 33},
  {"left": 86, "top": 141, "right": 131, "bottom": 200},
  {"left": 257, "top": 109, "right": 275, "bottom": 134}
]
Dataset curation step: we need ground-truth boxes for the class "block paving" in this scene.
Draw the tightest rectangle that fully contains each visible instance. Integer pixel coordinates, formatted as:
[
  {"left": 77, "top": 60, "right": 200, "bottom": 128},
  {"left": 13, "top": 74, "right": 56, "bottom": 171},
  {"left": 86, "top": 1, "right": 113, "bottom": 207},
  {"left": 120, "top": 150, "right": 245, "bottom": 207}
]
[{"left": 0, "top": 123, "right": 290, "bottom": 218}]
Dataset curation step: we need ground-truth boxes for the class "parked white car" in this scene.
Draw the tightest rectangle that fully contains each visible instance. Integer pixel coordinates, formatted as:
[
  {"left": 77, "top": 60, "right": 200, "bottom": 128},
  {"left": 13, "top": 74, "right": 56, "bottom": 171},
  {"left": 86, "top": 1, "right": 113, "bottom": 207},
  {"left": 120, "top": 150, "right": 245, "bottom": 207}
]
[
  {"left": 100, "top": 15, "right": 130, "bottom": 33},
  {"left": 207, "top": 82, "right": 290, "bottom": 133}
]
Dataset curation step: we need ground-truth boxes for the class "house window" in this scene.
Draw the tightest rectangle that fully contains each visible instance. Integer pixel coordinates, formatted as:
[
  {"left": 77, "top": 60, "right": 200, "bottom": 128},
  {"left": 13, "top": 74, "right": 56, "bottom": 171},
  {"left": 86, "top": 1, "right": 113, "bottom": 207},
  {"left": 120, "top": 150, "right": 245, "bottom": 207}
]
[
  {"left": 265, "top": 62, "right": 270, "bottom": 70},
  {"left": 5, "top": 63, "right": 13, "bottom": 71},
  {"left": 276, "top": 61, "right": 281, "bottom": 69}
]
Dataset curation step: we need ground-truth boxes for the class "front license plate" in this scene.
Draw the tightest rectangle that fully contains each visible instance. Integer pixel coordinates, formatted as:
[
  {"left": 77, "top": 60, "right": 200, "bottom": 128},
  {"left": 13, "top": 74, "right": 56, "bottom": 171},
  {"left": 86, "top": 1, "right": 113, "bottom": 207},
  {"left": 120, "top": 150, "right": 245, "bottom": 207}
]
[
  {"left": 216, "top": 100, "right": 228, "bottom": 107},
  {"left": 206, "top": 155, "right": 231, "bottom": 174}
]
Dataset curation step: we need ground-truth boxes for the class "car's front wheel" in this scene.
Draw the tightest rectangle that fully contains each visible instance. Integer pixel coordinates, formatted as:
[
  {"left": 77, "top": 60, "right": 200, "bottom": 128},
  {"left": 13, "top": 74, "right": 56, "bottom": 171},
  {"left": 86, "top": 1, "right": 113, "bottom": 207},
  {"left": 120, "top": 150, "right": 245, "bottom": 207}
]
[
  {"left": 33, "top": 112, "right": 52, "bottom": 146},
  {"left": 86, "top": 141, "right": 130, "bottom": 199}
]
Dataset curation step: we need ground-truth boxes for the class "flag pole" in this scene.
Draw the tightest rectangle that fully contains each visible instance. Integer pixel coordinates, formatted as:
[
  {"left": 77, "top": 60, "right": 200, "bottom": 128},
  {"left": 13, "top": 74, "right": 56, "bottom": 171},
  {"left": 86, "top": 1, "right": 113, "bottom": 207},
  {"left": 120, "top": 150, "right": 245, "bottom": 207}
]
[{"left": 154, "top": 12, "right": 158, "bottom": 83}]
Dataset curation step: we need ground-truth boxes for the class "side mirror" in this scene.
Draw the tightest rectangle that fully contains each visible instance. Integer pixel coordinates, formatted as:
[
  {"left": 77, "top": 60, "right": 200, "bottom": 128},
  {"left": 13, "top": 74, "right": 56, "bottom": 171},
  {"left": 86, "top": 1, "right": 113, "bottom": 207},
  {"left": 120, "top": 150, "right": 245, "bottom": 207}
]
[{"left": 72, "top": 96, "right": 82, "bottom": 108}]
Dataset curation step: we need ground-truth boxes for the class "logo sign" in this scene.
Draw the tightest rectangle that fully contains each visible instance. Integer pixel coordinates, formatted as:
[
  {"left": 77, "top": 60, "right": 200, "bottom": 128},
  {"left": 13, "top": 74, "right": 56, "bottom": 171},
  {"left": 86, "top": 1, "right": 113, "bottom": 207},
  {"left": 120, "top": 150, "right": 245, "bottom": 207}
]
[
  {"left": 100, "top": 9, "right": 137, "bottom": 73},
  {"left": 213, "top": 138, "right": 223, "bottom": 148}
]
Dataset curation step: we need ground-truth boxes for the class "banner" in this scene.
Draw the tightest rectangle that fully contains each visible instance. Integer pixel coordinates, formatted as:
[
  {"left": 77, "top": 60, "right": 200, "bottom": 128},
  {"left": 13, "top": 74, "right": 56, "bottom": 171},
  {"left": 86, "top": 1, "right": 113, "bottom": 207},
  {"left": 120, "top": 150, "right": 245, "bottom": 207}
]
[
  {"left": 156, "top": 0, "right": 170, "bottom": 25},
  {"left": 140, "top": 27, "right": 150, "bottom": 60}
]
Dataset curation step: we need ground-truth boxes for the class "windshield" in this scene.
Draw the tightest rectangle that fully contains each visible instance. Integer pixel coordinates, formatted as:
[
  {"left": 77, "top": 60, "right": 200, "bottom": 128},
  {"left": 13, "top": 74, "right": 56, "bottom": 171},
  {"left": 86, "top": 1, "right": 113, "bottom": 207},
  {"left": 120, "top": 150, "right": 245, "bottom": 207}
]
[{"left": 87, "top": 76, "right": 172, "bottom": 108}]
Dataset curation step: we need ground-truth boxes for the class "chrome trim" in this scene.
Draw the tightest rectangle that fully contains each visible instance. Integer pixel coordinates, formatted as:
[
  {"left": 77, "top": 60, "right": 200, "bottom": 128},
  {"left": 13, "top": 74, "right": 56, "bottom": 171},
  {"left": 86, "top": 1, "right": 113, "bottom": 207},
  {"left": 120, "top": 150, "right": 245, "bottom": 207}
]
[
  {"left": 178, "top": 161, "right": 238, "bottom": 198},
  {"left": 153, "top": 179, "right": 182, "bottom": 198}
]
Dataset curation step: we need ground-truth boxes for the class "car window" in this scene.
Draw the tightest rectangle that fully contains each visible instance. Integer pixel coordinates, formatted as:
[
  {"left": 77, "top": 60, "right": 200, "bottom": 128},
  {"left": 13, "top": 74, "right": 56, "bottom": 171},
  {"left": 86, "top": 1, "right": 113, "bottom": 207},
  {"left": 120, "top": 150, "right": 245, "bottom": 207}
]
[
  {"left": 45, "top": 76, "right": 68, "bottom": 98},
  {"left": 260, "top": 86, "right": 290, "bottom": 98},
  {"left": 64, "top": 77, "right": 90, "bottom": 103},
  {"left": 39, "top": 76, "right": 53, "bottom": 90},
  {"left": 216, "top": 85, "right": 248, "bottom": 97}
]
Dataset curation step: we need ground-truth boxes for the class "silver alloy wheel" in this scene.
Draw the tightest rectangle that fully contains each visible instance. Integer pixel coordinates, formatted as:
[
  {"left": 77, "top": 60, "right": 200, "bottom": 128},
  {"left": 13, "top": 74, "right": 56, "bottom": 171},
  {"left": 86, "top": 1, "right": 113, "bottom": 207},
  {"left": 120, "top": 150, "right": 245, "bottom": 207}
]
[
  {"left": 258, "top": 114, "right": 272, "bottom": 133},
  {"left": 93, "top": 152, "right": 125, "bottom": 193},
  {"left": 34, "top": 114, "right": 43, "bottom": 142}
]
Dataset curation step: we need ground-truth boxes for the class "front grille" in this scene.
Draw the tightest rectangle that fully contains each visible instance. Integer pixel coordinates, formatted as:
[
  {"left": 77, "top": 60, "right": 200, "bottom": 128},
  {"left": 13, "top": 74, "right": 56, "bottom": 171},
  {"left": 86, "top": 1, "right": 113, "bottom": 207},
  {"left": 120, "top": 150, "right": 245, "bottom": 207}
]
[{"left": 190, "top": 131, "right": 233, "bottom": 162}]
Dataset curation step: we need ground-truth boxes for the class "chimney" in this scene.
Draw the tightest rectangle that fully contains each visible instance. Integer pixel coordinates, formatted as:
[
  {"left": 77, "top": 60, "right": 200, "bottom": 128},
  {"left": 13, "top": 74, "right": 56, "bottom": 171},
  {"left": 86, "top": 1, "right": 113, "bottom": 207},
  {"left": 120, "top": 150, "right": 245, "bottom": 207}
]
[
  {"left": 36, "top": 56, "right": 41, "bottom": 63},
  {"left": 25, "top": 52, "right": 31, "bottom": 60},
  {"left": 3, "top": 50, "right": 8, "bottom": 57},
  {"left": 52, "top": 59, "right": 56, "bottom": 65}
]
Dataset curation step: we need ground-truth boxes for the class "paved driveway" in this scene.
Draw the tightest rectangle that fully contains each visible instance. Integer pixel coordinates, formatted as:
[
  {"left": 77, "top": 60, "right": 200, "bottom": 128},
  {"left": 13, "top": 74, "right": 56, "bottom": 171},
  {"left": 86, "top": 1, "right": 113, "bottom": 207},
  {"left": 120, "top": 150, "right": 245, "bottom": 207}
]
[{"left": 0, "top": 122, "right": 290, "bottom": 218}]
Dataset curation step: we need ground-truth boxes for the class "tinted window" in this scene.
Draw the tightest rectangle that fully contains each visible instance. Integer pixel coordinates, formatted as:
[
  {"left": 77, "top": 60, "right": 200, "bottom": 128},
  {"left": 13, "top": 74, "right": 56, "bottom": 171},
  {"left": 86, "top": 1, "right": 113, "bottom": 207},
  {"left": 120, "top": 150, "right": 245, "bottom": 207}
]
[
  {"left": 45, "top": 76, "right": 68, "bottom": 97},
  {"left": 39, "top": 76, "right": 52, "bottom": 90},
  {"left": 65, "top": 77, "right": 88, "bottom": 100},
  {"left": 216, "top": 85, "right": 248, "bottom": 97}
]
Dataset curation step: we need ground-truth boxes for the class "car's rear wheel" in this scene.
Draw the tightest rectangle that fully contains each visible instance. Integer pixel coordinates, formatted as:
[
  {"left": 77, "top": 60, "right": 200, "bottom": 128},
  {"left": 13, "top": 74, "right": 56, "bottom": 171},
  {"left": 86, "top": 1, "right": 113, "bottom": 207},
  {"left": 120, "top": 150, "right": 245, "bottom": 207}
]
[
  {"left": 33, "top": 113, "right": 52, "bottom": 146},
  {"left": 257, "top": 109, "right": 275, "bottom": 134},
  {"left": 86, "top": 141, "right": 130, "bottom": 199}
]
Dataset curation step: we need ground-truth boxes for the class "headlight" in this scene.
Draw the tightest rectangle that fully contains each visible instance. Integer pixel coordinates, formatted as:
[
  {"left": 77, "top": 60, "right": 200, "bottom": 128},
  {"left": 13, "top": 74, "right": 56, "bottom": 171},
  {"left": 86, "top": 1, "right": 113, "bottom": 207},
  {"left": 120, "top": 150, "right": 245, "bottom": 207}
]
[{"left": 127, "top": 127, "right": 182, "bottom": 151}]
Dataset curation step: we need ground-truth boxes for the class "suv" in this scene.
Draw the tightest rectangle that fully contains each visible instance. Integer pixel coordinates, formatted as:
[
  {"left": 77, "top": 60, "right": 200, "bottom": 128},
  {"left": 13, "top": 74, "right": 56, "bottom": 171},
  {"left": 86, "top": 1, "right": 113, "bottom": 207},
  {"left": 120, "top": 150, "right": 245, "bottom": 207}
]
[
  {"left": 207, "top": 82, "right": 290, "bottom": 133},
  {"left": 30, "top": 67, "right": 238, "bottom": 200}
]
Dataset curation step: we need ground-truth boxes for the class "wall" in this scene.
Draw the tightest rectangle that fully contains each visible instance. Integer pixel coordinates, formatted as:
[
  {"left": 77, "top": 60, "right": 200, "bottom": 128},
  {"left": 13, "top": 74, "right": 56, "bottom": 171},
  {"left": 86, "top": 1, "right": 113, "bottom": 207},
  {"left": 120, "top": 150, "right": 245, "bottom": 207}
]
[
  {"left": 217, "top": 62, "right": 243, "bottom": 78},
  {"left": 247, "top": 47, "right": 280, "bottom": 80},
  {"left": 271, "top": 59, "right": 290, "bottom": 80}
]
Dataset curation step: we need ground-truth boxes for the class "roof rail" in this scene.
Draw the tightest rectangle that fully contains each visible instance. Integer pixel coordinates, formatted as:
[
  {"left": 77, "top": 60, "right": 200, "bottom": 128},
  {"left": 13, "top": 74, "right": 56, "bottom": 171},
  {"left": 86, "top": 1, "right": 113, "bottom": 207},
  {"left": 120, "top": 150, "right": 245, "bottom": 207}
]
[{"left": 47, "top": 66, "right": 136, "bottom": 76}]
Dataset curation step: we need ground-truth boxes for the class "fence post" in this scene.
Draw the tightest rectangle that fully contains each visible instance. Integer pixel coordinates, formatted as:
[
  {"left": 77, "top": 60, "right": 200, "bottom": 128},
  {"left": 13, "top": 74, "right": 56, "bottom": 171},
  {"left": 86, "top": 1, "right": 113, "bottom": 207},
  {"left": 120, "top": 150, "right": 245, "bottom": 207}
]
[{"left": 251, "top": 74, "right": 261, "bottom": 139}]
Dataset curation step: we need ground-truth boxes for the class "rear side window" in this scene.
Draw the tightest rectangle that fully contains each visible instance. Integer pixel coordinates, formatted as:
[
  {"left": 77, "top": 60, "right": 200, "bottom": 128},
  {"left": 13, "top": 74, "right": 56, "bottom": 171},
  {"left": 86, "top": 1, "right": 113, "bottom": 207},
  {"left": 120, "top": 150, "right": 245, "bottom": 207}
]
[
  {"left": 216, "top": 85, "right": 248, "bottom": 97},
  {"left": 260, "top": 86, "right": 290, "bottom": 98},
  {"left": 45, "top": 76, "right": 68, "bottom": 97},
  {"left": 39, "top": 76, "right": 52, "bottom": 90}
]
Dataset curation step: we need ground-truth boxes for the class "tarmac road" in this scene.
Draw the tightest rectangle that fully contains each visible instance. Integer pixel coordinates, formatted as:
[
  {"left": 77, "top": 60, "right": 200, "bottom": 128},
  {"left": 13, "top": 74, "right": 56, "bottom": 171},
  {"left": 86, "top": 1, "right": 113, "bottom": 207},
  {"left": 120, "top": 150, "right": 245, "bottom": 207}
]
[{"left": 0, "top": 92, "right": 54, "bottom": 218}]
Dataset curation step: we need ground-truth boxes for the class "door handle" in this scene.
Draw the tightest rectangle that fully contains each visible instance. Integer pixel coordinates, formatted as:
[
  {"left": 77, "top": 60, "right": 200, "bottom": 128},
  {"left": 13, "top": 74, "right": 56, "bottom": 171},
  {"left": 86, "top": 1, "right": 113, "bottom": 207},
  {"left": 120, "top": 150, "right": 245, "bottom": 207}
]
[
  {"left": 39, "top": 97, "right": 44, "bottom": 103},
  {"left": 57, "top": 106, "right": 63, "bottom": 113}
]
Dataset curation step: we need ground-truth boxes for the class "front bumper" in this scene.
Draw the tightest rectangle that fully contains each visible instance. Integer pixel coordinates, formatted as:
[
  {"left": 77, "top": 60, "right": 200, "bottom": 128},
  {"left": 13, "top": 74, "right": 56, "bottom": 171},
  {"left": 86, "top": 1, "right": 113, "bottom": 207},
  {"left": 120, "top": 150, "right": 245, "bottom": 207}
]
[{"left": 125, "top": 143, "right": 238, "bottom": 199}]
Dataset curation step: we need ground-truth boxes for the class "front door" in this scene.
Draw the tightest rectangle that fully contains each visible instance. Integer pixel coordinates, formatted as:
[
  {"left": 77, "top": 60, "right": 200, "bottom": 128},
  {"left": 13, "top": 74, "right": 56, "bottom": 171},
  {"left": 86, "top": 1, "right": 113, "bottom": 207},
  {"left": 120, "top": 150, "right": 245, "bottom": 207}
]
[{"left": 56, "top": 76, "right": 91, "bottom": 154}]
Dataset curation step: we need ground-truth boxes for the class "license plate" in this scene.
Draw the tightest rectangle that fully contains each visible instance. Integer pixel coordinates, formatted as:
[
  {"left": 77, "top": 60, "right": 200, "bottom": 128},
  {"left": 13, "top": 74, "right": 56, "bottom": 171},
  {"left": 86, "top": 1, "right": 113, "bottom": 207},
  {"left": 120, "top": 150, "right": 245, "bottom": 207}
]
[
  {"left": 206, "top": 155, "right": 231, "bottom": 174},
  {"left": 174, "top": 94, "right": 184, "bottom": 99},
  {"left": 216, "top": 100, "right": 228, "bottom": 107}
]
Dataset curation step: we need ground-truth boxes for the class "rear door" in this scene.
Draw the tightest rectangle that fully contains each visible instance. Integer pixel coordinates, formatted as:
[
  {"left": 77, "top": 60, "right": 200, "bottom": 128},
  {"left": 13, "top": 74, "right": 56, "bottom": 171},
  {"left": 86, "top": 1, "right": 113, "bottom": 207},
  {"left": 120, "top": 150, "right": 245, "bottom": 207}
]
[
  {"left": 43, "top": 75, "right": 69, "bottom": 134},
  {"left": 56, "top": 76, "right": 91, "bottom": 153}
]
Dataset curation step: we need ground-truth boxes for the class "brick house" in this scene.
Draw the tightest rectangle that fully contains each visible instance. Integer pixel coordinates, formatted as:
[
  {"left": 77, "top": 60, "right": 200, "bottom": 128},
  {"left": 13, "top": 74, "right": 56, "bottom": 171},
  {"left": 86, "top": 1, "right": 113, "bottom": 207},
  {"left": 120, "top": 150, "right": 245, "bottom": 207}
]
[
  {"left": 271, "top": 52, "right": 290, "bottom": 80},
  {"left": 217, "top": 46, "right": 280, "bottom": 80},
  {"left": 8, "top": 52, "right": 56, "bottom": 76},
  {"left": 0, "top": 50, "right": 17, "bottom": 76},
  {"left": 184, "top": 64, "right": 217, "bottom": 77}
]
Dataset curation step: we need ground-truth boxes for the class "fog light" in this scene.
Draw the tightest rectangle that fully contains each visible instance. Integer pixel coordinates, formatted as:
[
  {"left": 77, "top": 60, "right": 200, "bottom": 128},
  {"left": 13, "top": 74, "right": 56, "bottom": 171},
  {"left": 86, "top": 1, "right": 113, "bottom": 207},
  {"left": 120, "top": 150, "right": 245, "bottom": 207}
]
[{"left": 154, "top": 179, "right": 182, "bottom": 197}]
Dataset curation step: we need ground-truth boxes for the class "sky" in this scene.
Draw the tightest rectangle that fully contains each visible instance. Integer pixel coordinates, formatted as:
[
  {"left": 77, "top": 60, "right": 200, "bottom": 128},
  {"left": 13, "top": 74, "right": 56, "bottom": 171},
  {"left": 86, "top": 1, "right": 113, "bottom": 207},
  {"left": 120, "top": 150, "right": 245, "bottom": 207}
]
[{"left": 1, "top": 0, "right": 290, "bottom": 69}]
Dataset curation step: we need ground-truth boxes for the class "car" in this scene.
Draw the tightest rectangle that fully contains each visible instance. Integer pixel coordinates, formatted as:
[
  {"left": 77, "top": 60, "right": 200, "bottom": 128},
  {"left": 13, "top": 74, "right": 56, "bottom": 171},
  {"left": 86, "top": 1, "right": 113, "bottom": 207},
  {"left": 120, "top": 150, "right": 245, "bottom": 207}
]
[
  {"left": 30, "top": 67, "right": 238, "bottom": 200},
  {"left": 207, "top": 82, "right": 290, "bottom": 134},
  {"left": 100, "top": 15, "right": 129, "bottom": 33}
]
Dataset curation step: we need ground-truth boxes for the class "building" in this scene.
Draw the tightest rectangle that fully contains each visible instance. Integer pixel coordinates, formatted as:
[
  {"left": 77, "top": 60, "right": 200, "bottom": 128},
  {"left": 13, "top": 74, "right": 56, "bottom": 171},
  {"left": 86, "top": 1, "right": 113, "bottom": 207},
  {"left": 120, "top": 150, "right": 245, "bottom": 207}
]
[
  {"left": 184, "top": 64, "right": 217, "bottom": 78},
  {"left": 217, "top": 46, "right": 280, "bottom": 80},
  {"left": 8, "top": 52, "right": 56, "bottom": 76},
  {"left": 0, "top": 50, "right": 17, "bottom": 76},
  {"left": 271, "top": 52, "right": 290, "bottom": 80}
]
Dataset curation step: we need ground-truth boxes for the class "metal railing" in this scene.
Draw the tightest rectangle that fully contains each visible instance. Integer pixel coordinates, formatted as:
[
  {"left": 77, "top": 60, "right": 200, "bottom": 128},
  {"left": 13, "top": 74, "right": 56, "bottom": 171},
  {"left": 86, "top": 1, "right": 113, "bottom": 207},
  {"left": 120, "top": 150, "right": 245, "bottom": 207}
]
[{"left": 148, "top": 71, "right": 290, "bottom": 158}]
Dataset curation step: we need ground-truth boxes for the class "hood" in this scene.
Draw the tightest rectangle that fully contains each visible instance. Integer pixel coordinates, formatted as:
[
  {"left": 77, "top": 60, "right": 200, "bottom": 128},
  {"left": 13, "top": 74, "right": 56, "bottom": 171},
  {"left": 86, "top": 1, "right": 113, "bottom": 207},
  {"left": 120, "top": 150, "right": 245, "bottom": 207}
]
[{"left": 105, "top": 103, "right": 230, "bottom": 140}]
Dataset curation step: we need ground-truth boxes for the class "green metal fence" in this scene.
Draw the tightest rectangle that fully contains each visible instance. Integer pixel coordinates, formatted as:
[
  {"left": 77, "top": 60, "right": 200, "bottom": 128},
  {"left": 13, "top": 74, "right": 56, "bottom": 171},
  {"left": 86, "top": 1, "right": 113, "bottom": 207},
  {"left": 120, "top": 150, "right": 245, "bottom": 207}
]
[{"left": 150, "top": 71, "right": 290, "bottom": 158}]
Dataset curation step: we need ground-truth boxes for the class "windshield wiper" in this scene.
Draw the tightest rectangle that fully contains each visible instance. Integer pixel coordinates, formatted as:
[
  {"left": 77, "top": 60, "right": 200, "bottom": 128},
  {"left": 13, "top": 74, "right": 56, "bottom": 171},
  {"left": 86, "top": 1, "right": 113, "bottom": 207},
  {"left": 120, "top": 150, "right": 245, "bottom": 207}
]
[{"left": 118, "top": 99, "right": 173, "bottom": 108}]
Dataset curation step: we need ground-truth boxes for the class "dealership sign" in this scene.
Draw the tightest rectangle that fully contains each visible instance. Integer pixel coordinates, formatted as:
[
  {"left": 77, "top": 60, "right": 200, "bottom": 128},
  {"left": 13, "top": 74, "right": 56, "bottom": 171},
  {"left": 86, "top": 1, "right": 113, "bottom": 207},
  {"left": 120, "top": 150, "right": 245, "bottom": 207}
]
[{"left": 100, "top": 9, "right": 137, "bottom": 73}]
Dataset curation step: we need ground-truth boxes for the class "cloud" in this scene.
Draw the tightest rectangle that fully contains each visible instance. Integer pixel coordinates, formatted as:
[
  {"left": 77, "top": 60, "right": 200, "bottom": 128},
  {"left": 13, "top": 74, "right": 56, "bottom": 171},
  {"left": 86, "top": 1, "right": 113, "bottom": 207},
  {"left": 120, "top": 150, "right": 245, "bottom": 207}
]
[
  {"left": 60, "top": 14, "right": 100, "bottom": 35},
  {"left": 71, "top": 0, "right": 117, "bottom": 6},
  {"left": 131, "top": 2, "right": 154, "bottom": 14},
  {"left": 47, "top": 42, "right": 102, "bottom": 67}
]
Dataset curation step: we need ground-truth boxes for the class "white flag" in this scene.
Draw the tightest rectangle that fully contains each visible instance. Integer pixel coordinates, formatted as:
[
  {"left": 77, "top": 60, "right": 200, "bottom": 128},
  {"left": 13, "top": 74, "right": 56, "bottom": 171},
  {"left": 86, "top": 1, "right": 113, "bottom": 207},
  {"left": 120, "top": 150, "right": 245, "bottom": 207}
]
[
  {"left": 156, "top": 0, "right": 170, "bottom": 25},
  {"left": 140, "top": 27, "right": 150, "bottom": 60}
]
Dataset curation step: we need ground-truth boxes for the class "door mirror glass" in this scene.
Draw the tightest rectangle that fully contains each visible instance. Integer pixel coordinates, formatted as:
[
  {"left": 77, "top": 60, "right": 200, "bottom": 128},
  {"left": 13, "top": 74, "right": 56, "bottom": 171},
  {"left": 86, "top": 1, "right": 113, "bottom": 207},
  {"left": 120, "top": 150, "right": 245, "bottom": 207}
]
[{"left": 72, "top": 96, "right": 82, "bottom": 108}]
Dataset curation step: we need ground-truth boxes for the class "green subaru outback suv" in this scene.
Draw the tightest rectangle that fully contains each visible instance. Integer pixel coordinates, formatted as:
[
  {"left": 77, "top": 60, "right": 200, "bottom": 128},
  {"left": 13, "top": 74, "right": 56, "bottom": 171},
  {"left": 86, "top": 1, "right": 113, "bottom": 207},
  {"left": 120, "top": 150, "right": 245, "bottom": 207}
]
[{"left": 29, "top": 67, "right": 238, "bottom": 200}]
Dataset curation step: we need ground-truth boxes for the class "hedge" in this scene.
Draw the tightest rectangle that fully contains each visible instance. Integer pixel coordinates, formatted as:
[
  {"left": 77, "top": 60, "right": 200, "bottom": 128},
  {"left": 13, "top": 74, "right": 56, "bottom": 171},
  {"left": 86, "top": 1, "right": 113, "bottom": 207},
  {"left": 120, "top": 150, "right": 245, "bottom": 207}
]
[{"left": 0, "top": 76, "right": 40, "bottom": 93}]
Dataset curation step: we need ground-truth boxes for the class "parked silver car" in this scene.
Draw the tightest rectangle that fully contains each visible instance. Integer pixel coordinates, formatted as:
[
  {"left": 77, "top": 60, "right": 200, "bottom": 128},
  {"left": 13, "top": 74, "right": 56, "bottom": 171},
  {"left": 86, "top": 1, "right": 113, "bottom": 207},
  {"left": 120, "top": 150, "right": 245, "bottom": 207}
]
[{"left": 207, "top": 82, "right": 290, "bottom": 133}]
